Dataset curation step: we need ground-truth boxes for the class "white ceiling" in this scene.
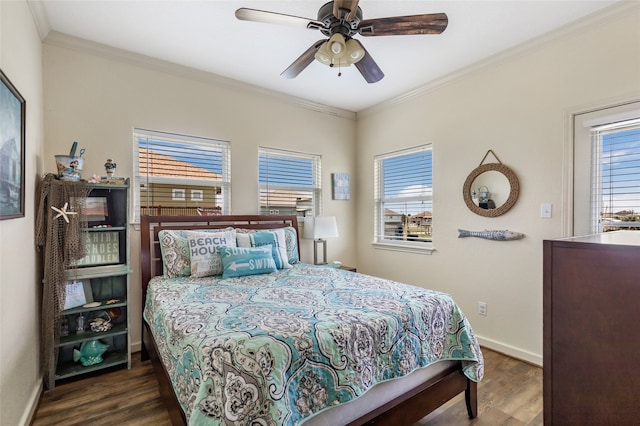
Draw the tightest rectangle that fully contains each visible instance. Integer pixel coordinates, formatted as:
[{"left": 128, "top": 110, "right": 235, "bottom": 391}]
[{"left": 35, "top": 0, "right": 621, "bottom": 112}]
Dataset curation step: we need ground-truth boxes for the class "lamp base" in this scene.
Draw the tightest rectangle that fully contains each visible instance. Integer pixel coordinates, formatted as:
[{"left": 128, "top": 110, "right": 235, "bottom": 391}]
[{"left": 313, "top": 239, "right": 328, "bottom": 265}]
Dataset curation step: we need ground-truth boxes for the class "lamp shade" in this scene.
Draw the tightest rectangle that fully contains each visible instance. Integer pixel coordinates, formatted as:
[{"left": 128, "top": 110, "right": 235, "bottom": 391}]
[
  {"left": 314, "top": 34, "right": 364, "bottom": 67},
  {"left": 303, "top": 216, "right": 339, "bottom": 239}
]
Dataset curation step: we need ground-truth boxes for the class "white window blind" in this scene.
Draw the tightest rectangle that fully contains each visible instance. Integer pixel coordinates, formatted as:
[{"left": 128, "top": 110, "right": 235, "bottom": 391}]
[
  {"left": 375, "top": 145, "right": 433, "bottom": 247},
  {"left": 134, "top": 129, "right": 230, "bottom": 221},
  {"left": 591, "top": 118, "right": 640, "bottom": 232},
  {"left": 258, "top": 147, "right": 321, "bottom": 218}
]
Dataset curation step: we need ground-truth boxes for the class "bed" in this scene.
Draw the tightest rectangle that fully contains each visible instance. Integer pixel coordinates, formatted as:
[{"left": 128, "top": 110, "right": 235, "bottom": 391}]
[{"left": 140, "top": 215, "right": 484, "bottom": 425}]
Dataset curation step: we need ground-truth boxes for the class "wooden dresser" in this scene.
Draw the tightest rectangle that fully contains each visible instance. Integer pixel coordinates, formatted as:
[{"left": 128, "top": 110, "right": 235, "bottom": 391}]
[{"left": 543, "top": 231, "right": 640, "bottom": 425}]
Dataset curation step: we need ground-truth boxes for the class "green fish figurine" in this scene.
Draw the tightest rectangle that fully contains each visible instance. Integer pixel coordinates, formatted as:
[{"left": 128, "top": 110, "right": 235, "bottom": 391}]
[{"left": 73, "top": 340, "right": 109, "bottom": 366}]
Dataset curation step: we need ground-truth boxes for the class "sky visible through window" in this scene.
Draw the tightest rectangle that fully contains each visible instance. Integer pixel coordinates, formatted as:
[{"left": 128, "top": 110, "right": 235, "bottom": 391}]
[
  {"left": 143, "top": 139, "right": 433, "bottom": 214},
  {"left": 258, "top": 153, "right": 313, "bottom": 187},
  {"left": 382, "top": 149, "right": 433, "bottom": 216},
  {"left": 140, "top": 139, "right": 224, "bottom": 175},
  {"left": 601, "top": 126, "right": 640, "bottom": 214}
]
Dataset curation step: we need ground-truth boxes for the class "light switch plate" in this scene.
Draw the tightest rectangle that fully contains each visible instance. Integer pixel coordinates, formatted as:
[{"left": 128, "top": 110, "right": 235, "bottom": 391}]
[{"left": 541, "top": 203, "right": 552, "bottom": 218}]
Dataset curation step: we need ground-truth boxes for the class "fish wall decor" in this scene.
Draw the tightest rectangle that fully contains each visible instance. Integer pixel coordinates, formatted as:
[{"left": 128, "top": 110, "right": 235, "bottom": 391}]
[{"left": 458, "top": 229, "right": 525, "bottom": 241}]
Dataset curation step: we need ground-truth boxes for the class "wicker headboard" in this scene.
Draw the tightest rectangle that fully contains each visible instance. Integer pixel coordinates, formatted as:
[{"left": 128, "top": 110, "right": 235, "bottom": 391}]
[{"left": 140, "top": 214, "right": 300, "bottom": 303}]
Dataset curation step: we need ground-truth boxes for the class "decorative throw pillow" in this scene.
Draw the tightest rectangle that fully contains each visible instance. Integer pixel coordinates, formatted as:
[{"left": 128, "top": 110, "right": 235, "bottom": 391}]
[
  {"left": 281, "top": 226, "right": 299, "bottom": 264},
  {"left": 235, "top": 226, "right": 299, "bottom": 264},
  {"left": 187, "top": 229, "right": 237, "bottom": 278},
  {"left": 220, "top": 246, "right": 277, "bottom": 278},
  {"left": 158, "top": 227, "right": 234, "bottom": 278},
  {"left": 236, "top": 229, "right": 292, "bottom": 269},
  {"left": 158, "top": 230, "right": 193, "bottom": 278}
]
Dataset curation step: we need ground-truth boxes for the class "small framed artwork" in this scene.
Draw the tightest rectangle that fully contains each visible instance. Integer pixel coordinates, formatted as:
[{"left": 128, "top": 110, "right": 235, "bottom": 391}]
[
  {"left": 64, "top": 281, "right": 94, "bottom": 310},
  {"left": 332, "top": 173, "right": 351, "bottom": 200},
  {"left": 85, "top": 196, "right": 109, "bottom": 223},
  {"left": 0, "top": 69, "right": 26, "bottom": 220}
]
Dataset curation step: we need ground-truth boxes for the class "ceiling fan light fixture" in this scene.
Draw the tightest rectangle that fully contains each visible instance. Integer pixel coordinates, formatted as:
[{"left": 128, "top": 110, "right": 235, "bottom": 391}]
[
  {"left": 314, "top": 33, "right": 364, "bottom": 68},
  {"left": 237, "top": 2, "right": 447, "bottom": 83},
  {"left": 315, "top": 50, "right": 332, "bottom": 65},
  {"left": 326, "top": 33, "right": 346, "bottom": 58},
  {"left": 345, "top": 39, "right": 364, "bottom": 63}
]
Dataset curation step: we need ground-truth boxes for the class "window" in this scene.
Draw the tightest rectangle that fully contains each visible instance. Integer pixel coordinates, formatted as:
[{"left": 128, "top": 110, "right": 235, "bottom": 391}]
[
  {"left": 590, "top": 118, "right": 640, "bottom": 233},
  {"left": 375, "top": 145, "right": 433, "bottom": 249},
  {"left": 258, "top": 147, "right": 321, "bottom": 219},
  {"left": 134, "top": 129, "right": 230, "bottom": 221},
  {"left": 171, "top": 189, "right": 186, "bottom": 201}
]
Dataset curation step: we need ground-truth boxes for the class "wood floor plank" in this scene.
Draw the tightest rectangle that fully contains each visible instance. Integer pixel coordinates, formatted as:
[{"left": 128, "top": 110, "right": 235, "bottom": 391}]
[
  {"left": 32, "top": 348, "right": 542, "bottom": 425},
  {"left": 417, "top": 349, "right": 542, "bottom": 426}
]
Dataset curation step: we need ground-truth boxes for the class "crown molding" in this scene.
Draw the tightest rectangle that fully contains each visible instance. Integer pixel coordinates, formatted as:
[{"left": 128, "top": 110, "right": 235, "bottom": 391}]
[
  {"left": 358, "top": 1, "right": 640, "bottom": 118},
  {"left": 42, "top": 31, "right": 356, "bottom": 121},
  {"left": 27, "top": 0, "right": 51, "bottom": 40}
]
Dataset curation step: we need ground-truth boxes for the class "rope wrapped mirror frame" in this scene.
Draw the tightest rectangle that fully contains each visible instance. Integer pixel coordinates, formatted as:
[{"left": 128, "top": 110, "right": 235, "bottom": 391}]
[{"left": 462, "top": 150, "right": 520, "bottom": 218}]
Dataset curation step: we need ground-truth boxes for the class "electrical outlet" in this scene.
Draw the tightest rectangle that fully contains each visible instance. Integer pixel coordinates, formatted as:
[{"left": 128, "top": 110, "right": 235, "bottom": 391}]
[{"left": 478, "top": 302, "right": 487, "bottom": 316}]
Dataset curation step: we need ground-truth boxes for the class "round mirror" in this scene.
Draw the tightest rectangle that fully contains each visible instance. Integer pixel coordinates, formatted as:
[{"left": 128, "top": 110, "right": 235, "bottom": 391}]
[{"left": 462, "top": 163, "right": 520, "bottom": 217}]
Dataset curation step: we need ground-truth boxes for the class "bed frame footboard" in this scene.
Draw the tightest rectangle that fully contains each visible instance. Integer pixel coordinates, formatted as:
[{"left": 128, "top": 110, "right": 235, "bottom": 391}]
[
  {"left": 143, "top": 319, "right": 476, "bottom": 426},
  {"left": 349, "top": 364, "right": 477, "bottom": 425}
]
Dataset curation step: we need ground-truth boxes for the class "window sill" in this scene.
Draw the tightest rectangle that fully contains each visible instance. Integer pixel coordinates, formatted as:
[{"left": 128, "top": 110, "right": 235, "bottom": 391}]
[{"left": 372, "top": 241, "right": 435, "bottom": 255}]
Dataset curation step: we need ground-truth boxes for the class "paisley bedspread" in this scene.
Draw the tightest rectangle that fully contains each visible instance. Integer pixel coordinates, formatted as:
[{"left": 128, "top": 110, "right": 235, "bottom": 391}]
[{"left": 143, "top": 263, "right": 484, "bottom": 425}]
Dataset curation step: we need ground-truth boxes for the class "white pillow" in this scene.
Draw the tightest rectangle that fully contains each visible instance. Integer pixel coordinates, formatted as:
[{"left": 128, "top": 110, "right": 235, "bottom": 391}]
[{"left": 187, "top": 229, "right": 237, "bottom": 277}]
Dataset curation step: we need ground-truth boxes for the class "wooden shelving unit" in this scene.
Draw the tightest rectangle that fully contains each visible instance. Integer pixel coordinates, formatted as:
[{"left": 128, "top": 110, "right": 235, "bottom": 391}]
[{"left": 54, "top": 179, "right": 131, "bottom": 383}]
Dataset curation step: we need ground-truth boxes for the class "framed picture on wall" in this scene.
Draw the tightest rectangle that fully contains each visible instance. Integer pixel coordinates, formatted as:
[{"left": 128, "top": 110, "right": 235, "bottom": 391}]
[
  {"left": 332, "top": 173, "right": 351, "bottom": 200},
  {"left": 0, "top": 69, "right": 26, "bottom": 220}
]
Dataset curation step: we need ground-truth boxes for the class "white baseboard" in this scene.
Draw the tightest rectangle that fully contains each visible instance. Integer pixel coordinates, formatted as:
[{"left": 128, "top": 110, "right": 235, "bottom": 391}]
[
  {"left": 477, "top": 336, "right": 543, "bottom": 367},
  {"left": 21, "top": 376, "right": 43, "bottom": 426}
]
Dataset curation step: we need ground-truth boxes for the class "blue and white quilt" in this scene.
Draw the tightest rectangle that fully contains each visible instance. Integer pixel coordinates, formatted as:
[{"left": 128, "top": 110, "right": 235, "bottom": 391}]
[{"left": 143, "top": 263, "right": 484, "bottom": 425}]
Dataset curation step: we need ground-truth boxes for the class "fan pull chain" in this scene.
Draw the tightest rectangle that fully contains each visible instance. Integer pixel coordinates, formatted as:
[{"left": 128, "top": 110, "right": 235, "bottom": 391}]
[{"left": 329, "top": 58, "right": 342, "bottom": 77}]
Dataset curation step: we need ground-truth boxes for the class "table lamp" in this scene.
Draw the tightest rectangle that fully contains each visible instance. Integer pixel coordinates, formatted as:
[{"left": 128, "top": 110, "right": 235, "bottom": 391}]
[{"left": 303, "top": 216, "right": 339, "bottom": 264}]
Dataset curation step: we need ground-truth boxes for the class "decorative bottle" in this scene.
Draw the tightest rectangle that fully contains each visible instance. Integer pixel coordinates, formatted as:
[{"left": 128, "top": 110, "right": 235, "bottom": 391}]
[
  {"left": 61, "top": 317, "right": 69, "bottom": 337},
  {"left": 76, "top": 313, "right": 85, "bottom": 333}
]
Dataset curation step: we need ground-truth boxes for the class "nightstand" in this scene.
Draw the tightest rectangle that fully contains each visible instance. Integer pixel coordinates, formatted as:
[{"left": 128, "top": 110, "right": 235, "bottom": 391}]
[{"left": 339, "top": 265, "right": 357, "bottom": 272}]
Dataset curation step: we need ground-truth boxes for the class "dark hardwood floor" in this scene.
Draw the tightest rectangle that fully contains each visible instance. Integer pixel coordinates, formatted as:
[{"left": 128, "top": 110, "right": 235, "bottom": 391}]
[{"left": 32, "top": 348, "right": 542, "bottom": 425}]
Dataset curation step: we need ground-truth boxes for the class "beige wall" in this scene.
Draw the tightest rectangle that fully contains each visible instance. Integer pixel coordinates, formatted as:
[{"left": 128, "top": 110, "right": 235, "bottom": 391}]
[
  {"left": 355, "top": 4, "right": 640, "bottom": 364},
  {"left": 5, "top": 1, "right": 640, "bottom": 423},
  {"left": 42, "top": 39, "right": 358, "bottom": 358},
  {"left": 0, "top": 1, "right": 45, "bottom": 425}
]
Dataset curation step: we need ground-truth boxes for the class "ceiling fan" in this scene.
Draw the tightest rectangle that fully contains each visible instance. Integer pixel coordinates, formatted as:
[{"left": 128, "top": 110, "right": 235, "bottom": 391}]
[{"left": 235, "top": 0, "right": 448, "bottom": 83}]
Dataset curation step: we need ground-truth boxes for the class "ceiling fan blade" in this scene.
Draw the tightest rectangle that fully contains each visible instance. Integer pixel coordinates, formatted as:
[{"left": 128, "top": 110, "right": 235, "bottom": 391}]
[
  {"left": 281, "top": 40, "right": 326, "bottom": 79},
  {"left": 333, "top": 0, "right": 360, "bottom": 21},
  {"left": 353, "top": 40, "right": 384, "bottom": 83},
  {"left": 358, "top": 13, "right": 448, "bottom": 36},
  {"left": 235, "top": 8, "right": 324, "bottom": 30}
]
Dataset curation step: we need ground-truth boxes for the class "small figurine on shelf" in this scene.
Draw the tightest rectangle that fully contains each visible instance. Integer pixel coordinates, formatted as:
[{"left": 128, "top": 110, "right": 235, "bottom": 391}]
[
  {"left": 73, "top": 340, "right": 109, "bottom": 366},
  {"left": 104, "top": 159, "right": 117, "bottom": 178}
]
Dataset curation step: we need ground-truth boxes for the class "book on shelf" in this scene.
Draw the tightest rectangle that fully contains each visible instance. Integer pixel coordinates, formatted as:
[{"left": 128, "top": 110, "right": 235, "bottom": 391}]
[{"left": 100, "top": 177, "right": 126, "bottom": 184}]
